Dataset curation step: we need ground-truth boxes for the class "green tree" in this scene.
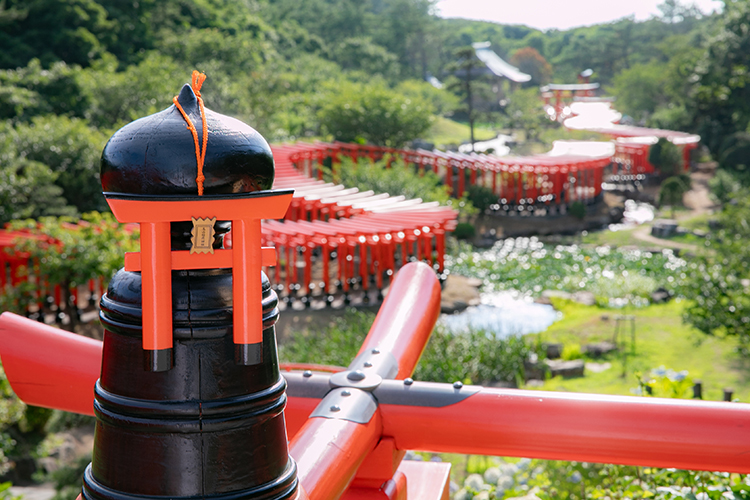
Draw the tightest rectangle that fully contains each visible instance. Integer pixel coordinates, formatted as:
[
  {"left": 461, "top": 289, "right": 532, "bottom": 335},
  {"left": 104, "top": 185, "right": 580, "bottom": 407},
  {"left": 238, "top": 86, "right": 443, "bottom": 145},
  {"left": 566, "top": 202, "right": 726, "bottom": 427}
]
[
  {"left": 682, "top": 193, "right": 750, "bottom": 354},
  {"left": 370, "top": 0, "right": 436, "bottom": 79},
  {"left": 611, "top": 62, "right": 668, "bottom": 123},
  {"left": 76, "top": 52, "right": 185, "bottom": 129},
  {"left": 0, "top": 159, "right": 74, "bottom": 224},
  {"left": 658, "top": 175, "right": 690, "bottom": 219},
  {"left": 0, "top": 59, "right": 87, "bottom": 121},
  {"left": 0, "top": 0, "right": 113, "bottom": 69},
  {"left": 3, "top": 116, "right": 109, "bottom": 213},
  {"left": 330, "top": 37, "right": 400, "bottom": 79},
  {"left": 395, "top": 79, "right": 459, "bottom": 116},
  {"left": 4, "top": 213, "right": 138, "bottom": 330},
  {"left": 318, "top": 80, "right": 434, "bottom": 147},
  {"left": 503, "top": 87, "right": 553, "bottom": 142},
  {"left": 444, "top": 46, "right": 490, "bottom": 151},
  {"left": 648, "top": 138, "right": 683, "bottom": 177},
  {"left": 709, "top": 167, "right": 747, "bottom": 205},
  {"left": 692, "top": 0, "right": 750, "bottom": 155}
]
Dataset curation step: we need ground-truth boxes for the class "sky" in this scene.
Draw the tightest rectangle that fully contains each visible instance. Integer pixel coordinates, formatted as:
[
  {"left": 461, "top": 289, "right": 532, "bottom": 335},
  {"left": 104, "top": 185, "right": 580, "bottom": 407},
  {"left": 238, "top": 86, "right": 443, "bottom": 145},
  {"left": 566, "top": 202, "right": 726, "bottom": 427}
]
[{"left": 435, "top": 0, "right": 724, "bottom": 31}]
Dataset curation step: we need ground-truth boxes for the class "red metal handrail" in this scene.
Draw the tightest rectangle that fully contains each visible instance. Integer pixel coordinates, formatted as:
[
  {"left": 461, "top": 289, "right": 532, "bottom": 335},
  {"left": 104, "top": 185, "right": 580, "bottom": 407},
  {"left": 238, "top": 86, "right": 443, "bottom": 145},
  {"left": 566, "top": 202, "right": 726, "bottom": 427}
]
[{"left": 1, "top": 262, "right": 750, "bottom": 500}]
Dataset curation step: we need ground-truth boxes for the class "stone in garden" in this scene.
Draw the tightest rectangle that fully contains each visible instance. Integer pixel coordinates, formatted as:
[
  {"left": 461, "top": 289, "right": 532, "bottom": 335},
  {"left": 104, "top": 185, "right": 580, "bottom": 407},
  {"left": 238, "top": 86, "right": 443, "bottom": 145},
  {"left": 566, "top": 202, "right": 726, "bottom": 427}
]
[
  {"left": 583, "top": 341, "right": 618, "bottom": 357},
  {"left": 651, "top": 287, "right": 672, "bottom": 303},
  {"left": 544, "top": 342, "right": 563, "bottom": 359},
  {"left": 523, "top": 358, "right": 546, "bottom": 381},
  {"left": 570, "top": 291, "right": 596, "bottom": 306},
  {"left": 545, "top": 359, "right": 585, "bottom": 378},
  {"left": 651, "top": 219, "right": 678, "bottom": 238}
]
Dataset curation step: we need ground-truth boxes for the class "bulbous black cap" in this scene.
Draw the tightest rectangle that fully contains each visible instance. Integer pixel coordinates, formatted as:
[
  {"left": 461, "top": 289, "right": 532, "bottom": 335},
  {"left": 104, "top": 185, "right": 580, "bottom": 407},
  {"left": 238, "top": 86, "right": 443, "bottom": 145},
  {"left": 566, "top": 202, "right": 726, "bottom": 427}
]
[{"left": 100, "top": 84, "right": 274, "bottom": 197}]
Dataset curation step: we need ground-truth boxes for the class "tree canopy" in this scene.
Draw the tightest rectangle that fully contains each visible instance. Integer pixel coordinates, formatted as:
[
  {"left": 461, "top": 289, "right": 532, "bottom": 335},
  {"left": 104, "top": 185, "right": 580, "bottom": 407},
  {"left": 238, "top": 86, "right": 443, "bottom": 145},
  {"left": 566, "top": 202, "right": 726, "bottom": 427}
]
[{"left": 0, "top": 0, "right": 742, "bottom": 220}]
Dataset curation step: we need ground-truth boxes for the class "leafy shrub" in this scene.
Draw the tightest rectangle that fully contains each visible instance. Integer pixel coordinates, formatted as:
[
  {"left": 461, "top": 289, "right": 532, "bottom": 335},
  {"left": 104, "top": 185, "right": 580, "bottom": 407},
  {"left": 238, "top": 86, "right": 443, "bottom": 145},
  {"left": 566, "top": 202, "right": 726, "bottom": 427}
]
[
  {"left": 658, "top": 175, "right": 690, "bottom": 217},
  {"left": 318, "top": 80, "right": 434, "bottom": 147},
  {"left": 0, "top": 159, "right": 74, "bottom": 224},
  {"left": 332, "top": 157, "right": 450, "bottom": 203},
  {"left": 453, "top": 222, "right": 476, "bottom": 240},
  {"left": 395, "top": 80, "right": 459, "bottom": 116},
  {"left": 0, "top": 115, "right": 110, "bottom": 214},
  {"left": 466, "top": 185, "right": 497, "bottom": 213},
  {"left": 561, "top": 344, "right": 582, "bottom": 361},
  {"left": 330, "top": 37, "right": 399, "bottom": 78},
  {"left": 569, "top": 201, "right": 586, "bottom": 220},
  {"left": 279, "top": 310, "right": 540, "bottom": 385},
  {"left": 47, "top": 455, "right": 90, "bottom": 500},
  {"left": 0, "top": 60, "right": 87, "bottom": 121},
  {"left": 718, "top": 132, "right": 750, "bottom": 174},
  {"left": 327, "top": 157, "right": 476, "bottom": 218},
  {"left": 2, "top": 213, "right": 138, "bottom": 329},
  {"left": 278, "top": 309, "right": 371, "bottom": 367},
  {"left": 709, "top": 168, "right": 747, "bottom": 204},
  {"left": 648, "top": 138, "right": 683, "bottom": 176},
  {"left": 681, "top": 192, "right": 750, "bottom": 353},
  {"left": 413, "top": 328, "right": 540, "bottom": 386},
  {"left": 634, "top": 366, "right": 692, "bottom": 399}
]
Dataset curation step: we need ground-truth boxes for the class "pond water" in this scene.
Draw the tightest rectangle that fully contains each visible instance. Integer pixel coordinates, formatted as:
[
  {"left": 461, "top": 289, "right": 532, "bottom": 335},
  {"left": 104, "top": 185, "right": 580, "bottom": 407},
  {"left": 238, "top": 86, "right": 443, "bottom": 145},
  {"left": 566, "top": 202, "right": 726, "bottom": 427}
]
[{"left": 440, "top": 291, "right": 562, "bottom": 338}]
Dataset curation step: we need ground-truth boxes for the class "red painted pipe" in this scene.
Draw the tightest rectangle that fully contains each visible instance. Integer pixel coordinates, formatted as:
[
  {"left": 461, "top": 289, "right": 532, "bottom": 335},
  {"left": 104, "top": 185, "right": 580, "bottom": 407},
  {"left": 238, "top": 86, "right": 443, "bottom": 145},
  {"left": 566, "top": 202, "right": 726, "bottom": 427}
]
[
  {"left": 3, "top": 311, "right": 750, "bottom": 474},
  {"left": 379, "top": 386, "right": 750, "bottom": 474},
  {"left": 0, "top": 312, "right": 100, "bottom": 416},
  {"left": 354, "top": 262, "right": 440, "bottom": 379},
  {"left": 290, "top": 415, "right": 383, "bottom": 500}
]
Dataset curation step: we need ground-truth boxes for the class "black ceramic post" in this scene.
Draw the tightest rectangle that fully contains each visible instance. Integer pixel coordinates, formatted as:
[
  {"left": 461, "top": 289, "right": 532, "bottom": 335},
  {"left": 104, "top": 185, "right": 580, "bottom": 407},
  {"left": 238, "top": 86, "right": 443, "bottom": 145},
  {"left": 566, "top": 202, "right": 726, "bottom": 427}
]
[{"left": 82, "top": 83, "right": 298, "bottom": 500}]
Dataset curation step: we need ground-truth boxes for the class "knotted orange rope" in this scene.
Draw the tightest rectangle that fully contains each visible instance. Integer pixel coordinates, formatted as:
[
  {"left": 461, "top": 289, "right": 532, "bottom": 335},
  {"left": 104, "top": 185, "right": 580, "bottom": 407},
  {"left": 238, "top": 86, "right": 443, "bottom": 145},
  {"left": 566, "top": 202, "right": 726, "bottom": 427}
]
[{"left": 173, "top": 70, "right": 208, "bottom": 196}]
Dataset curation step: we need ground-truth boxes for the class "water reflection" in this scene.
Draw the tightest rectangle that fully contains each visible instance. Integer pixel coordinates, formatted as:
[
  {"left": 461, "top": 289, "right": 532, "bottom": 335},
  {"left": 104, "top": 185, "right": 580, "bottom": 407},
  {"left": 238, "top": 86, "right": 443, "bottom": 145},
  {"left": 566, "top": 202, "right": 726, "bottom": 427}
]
[{"left": 440, "top": 291, "right": 562, "bottom": 338}]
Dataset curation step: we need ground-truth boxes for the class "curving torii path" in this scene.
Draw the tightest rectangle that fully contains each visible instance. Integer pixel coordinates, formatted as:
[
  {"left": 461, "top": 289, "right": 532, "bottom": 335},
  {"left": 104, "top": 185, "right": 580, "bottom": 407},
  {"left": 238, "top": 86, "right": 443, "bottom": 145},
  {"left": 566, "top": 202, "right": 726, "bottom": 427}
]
[
  {"left": 0, "top": 140, "right": 616, "bottom": 311},
  {"left": 261, "top": 141, "right": 612, "bottom": 304},
  {"left": 0, "top": 130, "right": 695, "bottom": 311}
]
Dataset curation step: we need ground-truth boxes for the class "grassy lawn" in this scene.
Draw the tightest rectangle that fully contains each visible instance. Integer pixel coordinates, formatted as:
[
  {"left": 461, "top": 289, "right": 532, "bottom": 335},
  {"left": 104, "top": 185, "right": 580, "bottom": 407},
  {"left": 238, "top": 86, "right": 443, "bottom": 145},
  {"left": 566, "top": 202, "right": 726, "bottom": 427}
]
[
  {"left": 580, "top": 227, "right": 650, "bottom": 247},
  {"left": 528, "top": 299, "right": 750, "bottom": 402},
  {"left": 427, "top": 117, "right": 497, "bottom": 149}
]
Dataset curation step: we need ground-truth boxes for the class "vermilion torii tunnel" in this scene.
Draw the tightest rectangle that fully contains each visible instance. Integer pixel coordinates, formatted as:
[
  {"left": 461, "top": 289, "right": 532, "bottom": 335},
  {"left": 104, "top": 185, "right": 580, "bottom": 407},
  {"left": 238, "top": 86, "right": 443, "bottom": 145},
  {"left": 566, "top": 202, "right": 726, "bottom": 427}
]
[{"left": 0, "top": 74, "right": 747, "bottom": 500}]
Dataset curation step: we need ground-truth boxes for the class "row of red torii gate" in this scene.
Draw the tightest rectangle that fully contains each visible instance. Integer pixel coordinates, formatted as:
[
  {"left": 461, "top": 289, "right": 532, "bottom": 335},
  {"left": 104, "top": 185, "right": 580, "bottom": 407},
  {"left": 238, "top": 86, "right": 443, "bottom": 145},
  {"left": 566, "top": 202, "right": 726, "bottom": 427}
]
[{"left": 1, "top": 119, "right": 700, "bottom": 313}]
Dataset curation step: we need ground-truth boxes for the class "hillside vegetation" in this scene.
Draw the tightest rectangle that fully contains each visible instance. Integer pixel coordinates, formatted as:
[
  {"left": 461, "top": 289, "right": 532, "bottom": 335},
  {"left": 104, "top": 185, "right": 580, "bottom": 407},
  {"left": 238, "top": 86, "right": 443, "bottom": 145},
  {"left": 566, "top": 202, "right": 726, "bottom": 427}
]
[{"left": 0, "top": 0, "right": 746, "bottom": 223}]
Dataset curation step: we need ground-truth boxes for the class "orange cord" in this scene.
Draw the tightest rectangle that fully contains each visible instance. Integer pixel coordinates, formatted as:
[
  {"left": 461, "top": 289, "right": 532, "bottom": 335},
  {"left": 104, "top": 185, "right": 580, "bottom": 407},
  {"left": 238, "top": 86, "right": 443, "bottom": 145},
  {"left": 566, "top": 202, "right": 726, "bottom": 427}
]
[{"left": 173, "top": 70, "right": 208, "bottom": 196}]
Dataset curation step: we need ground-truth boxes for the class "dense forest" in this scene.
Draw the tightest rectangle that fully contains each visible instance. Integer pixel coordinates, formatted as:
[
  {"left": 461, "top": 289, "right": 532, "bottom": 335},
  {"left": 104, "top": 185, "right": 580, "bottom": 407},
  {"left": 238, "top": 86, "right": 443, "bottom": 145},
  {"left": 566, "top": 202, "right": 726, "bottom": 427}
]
[{"left": 1, "top": 0, "right": 749, "bottom": 222}]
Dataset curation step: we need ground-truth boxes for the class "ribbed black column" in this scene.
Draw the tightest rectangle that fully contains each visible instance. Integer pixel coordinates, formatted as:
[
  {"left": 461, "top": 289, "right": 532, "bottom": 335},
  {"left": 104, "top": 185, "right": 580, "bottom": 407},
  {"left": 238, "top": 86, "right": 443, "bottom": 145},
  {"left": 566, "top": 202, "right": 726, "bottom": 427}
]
[{"left": 82, "top": 268, "right": 297, "bottom": 500}]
